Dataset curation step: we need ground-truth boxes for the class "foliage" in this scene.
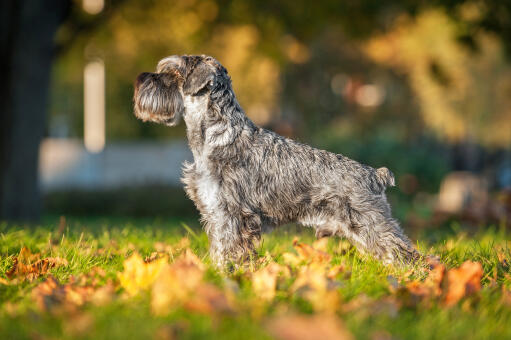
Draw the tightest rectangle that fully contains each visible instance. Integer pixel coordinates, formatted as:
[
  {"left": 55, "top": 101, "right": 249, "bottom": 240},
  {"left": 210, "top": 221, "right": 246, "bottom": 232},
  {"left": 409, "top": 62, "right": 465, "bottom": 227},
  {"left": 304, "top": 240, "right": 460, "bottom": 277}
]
[
  {"left": 1, "top": 216, "right": 511, "bottom": 339},
  {"left": 365, "top": 9, "right": 511, "bottom": 147},
  {"left": 50, "top": 0, "right": 511, "bottom": 149}
]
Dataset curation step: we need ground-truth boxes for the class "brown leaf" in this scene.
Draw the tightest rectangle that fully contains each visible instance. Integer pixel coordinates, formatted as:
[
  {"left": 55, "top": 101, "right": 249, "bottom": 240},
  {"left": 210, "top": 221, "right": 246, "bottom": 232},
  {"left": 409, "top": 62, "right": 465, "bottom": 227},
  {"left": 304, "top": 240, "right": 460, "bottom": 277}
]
[
  {"left": 292, "top": 239, "right": 332, "bottom": 264},
  {"left": 266, "top": 314, "right": 353, "bottom": 340},
  {"left": 444, "top": 261, "right": 483, "bottom": 306},
  {"left": 31, "top": 276, "right": 115, "bottom": 313},
  {"left": 5, "top": 247, "right": 68, "bottom": 282},
  {"left": 184, "top": 283, "right": 234, "bottom": 314},
  {"left": 404, "top": 262, "right": 446, "bottom": 301},
  {"left": 145, "top": 252, "right": 167, "bottom": 263}
]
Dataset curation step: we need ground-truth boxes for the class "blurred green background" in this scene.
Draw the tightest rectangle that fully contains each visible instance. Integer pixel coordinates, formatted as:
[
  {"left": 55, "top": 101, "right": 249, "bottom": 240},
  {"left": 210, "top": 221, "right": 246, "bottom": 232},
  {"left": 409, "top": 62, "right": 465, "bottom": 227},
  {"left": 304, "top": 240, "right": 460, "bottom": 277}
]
[{"left": 2, "top": 0, "right": 511, "bottom": 231}]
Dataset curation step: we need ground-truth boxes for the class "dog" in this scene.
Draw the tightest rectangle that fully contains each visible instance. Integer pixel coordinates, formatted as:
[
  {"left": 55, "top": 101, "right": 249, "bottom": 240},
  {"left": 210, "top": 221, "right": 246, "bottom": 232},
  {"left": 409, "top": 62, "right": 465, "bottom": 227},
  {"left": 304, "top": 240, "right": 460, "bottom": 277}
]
[{"left": 133, "top": 55, "right": 420, "bottom": 267}]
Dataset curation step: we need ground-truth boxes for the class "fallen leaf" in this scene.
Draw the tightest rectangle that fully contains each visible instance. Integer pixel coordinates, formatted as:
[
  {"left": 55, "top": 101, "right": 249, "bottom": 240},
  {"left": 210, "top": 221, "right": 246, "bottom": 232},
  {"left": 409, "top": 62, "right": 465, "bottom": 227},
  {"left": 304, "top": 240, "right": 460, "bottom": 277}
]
[
  {"left": 266, "top": 314, "right": 353, "bottom": 340},
  {"left": 282, "top": 252, "right": 302, "bottom": 267},
  {"left": 391, "top": 260, "right": 484, "bottom": 308},
  {"left": 326, "top": 265, "right": 345, "bottom": 280},
  {"left": 184, "top": 283, "right": 234, "bottom": 314},
  {"left": 291, "top": 263, "right": 340, "bottom": 312},
  {"left": 444, "top": 261, "right": 483, "bottom": 306},
  {"left": 118, "top": 252, "right": 168, "bottom": 296},
  {"left": 151, "top": 249, "right": 206, "bottom": 315},
  {"left": 312, "top": 237, "right": 329, "bottom": 252},
  {"left": 31, "top": 276, "right": 114, "bottom": 313},
  {"left": 404, "top": 262, "right": 445, "bottom": 301},
  {"left": 5, "top": 247, "right": 68, "bottom": 282},
  {"left": 292, "top": 239, "right": 332, "bottom": 264},
  {"left": 145, "top": 252, "right": 167, "bottom": 263},
  {"left": 252, "top": 262, "right": 289, "bottom": 301}
]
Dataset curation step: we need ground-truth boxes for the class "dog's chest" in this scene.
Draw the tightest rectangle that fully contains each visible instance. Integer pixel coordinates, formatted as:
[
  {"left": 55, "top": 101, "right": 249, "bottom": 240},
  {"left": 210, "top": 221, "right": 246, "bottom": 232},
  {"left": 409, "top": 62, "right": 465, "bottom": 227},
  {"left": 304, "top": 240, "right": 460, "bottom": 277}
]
[{"left": 194, "top": 156, "right": 220, "bottom": 213}]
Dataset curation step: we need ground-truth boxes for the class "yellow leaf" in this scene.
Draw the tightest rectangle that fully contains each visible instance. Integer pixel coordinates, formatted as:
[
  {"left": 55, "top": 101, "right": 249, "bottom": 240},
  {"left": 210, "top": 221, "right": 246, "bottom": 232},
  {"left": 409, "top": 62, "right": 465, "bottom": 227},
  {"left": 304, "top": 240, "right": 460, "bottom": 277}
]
[
  {"left": 252, "top": 262, "right": 289, "bottom": 301},
  {"left": 118, "top": 252, "right": 168, "bottom": 296},
  {"left": 291, "top": 263, "right": 339, "bottom": 313},
  {"left": 282, "top": 252, "right": 301, "bottom": 267},
  {"left": 151, "top": 249, "right": 205, "bottom": 315}
]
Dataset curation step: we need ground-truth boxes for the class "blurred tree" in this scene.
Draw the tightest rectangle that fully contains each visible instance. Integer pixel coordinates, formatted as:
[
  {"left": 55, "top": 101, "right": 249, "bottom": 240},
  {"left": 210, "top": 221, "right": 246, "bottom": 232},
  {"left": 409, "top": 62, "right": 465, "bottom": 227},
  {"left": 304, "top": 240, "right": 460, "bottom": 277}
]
[
  {"left": 3, "top": 0, "right": 511, "bottom": 220},
  {"left": 0, "top": 0, "right": 124, "bottom": 221},
  {"left": 0, "top": 0, "right": 69, "bottom": 221}
]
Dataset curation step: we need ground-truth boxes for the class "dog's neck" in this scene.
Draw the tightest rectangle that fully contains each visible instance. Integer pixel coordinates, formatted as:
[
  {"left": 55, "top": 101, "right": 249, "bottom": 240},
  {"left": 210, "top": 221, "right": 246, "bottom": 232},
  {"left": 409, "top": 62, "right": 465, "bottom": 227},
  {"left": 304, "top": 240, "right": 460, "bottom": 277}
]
[{"left": 184, "top": 88, "right": 255, "bottom": 162}]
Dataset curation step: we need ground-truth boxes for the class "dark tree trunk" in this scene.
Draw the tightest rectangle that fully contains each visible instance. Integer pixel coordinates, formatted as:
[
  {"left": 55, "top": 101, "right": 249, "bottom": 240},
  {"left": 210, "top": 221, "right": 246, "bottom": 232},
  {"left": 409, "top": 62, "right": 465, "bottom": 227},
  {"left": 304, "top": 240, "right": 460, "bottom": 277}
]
[{"left": 0, "top": 0, "right": 69, "bottom": 221}]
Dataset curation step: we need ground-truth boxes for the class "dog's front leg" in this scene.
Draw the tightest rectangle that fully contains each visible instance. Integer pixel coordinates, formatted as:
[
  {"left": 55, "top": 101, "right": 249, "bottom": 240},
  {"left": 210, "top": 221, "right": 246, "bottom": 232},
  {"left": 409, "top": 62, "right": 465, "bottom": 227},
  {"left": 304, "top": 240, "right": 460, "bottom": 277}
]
[{"left": 203, "top": 212, "right": 247, "bottom": 268}]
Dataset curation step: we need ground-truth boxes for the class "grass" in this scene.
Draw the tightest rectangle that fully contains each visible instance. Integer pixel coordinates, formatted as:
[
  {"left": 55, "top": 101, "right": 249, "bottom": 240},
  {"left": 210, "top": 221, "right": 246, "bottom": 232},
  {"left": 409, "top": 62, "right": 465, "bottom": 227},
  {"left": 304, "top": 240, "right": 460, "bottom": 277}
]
[{"left": 1, "top": 215, "right": 510, "bottom": 339}]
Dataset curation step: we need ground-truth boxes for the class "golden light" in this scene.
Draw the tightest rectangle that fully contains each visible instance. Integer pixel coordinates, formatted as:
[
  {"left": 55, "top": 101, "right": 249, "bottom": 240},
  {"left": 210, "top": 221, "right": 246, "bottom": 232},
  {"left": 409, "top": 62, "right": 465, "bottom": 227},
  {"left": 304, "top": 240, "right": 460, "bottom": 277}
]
[{"left": 83, "top": 0, "right": 104, "bottom": 15}]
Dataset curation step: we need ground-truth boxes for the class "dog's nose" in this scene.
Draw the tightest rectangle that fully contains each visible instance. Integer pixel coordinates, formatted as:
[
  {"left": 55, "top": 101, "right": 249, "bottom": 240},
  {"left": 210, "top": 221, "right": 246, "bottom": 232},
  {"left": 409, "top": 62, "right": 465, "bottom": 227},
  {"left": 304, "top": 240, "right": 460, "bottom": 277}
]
[{"left": 135, "top": 72, "right": 152, "bottom": 87}]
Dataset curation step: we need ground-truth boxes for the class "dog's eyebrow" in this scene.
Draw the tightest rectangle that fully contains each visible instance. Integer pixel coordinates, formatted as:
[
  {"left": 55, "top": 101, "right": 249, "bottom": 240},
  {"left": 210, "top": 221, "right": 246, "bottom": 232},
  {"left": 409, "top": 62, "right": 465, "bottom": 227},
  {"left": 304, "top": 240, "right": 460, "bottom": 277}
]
[{"left": 184, "top": 56, "right": 203, "bottom": 79}]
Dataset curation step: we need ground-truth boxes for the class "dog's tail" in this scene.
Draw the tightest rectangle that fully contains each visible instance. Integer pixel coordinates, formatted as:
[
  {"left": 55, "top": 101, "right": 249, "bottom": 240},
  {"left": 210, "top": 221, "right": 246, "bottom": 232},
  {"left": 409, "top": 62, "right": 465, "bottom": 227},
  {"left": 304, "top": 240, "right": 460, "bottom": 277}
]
[{"left": 374, "top": 167, "right": 395, "bottom": 192}]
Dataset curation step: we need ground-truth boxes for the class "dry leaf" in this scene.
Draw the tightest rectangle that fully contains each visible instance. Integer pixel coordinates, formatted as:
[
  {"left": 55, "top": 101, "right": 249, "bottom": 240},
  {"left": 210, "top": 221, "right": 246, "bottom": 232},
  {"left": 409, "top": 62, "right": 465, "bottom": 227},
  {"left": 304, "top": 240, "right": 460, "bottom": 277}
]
[
  {"left": 266, "top": 314, "right": 353, "bottom": 340},
  {"left": 282, "top": 252, "right": 302, "bottom": 267},
  {"left": 152, "top": 249, "right": 233, "bottom": 315},
  {"left": 404, "top": 262, "right": 445, "bottom": 301},
  {"left": 281, "top": 239, "right": 332, "bottom": 267},
  {"left": 252, "top": 262, "right": 289, "bottom": 301},
  {"left": 291, "top": 263, "right": 340, "bottom": 312},
  {"left": 292, "top": 239, "right": 332, "bottom": 264},
  {"left": 151, "top": 249, "right": 206, "bottom": 315},
  {"left": 184, "top": 283, "right": 234, "bottom": 314},
  {"left": 312, "top": 238, "right": 329, "bottom": 252},
  {"left": 31, "top": 276, "right": 114, "bottom": 313},
  {"left": 118, "top": 252, "right": 168, "bottom": 296},
  {"left": 392, "top": 260, "right": 483, "bottom": 308},
  {"left": 5, "top": 247, "right": 68, "bottom": 282},
  {"left": 444, "top": 261, "right": 483, "bottom": 306}
]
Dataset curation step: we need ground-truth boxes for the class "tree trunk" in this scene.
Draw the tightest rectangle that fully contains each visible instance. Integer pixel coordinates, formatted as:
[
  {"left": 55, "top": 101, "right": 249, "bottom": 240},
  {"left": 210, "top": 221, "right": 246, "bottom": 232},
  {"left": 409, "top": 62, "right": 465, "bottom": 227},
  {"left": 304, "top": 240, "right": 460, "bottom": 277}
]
[{"left": 0, "top": 0, "right": 69, "bottom": 221}]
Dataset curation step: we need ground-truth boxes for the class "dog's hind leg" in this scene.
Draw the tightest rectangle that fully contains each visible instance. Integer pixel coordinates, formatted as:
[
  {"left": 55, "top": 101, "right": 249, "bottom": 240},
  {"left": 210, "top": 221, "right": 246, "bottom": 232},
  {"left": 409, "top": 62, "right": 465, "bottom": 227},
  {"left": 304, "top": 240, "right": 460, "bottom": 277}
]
[{"left": 337, "top": 199, "right": 419, "bottom": 264}]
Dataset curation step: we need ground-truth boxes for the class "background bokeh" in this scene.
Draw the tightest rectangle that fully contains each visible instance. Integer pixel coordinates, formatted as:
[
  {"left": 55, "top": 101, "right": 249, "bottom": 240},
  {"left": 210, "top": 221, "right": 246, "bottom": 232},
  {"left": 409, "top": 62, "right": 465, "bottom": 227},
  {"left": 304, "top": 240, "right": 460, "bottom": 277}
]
[{"left": 2, "top": 0, "right": 511, "bottom": 233}]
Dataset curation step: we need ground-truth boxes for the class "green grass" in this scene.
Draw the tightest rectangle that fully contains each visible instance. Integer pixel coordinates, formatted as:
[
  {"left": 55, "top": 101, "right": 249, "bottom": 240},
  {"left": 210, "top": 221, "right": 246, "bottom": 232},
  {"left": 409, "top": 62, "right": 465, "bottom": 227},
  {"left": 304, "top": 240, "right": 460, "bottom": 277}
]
[{"left": 1, "top": 216, "right": 510, "bottom": 339}]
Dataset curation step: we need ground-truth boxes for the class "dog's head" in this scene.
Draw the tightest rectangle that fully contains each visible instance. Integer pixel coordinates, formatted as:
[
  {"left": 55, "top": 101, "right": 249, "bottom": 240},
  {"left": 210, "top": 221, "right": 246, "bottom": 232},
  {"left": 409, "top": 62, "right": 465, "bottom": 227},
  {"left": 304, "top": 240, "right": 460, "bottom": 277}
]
[{"left": 133, "top": 55, "right": 228, "bottom": 126}]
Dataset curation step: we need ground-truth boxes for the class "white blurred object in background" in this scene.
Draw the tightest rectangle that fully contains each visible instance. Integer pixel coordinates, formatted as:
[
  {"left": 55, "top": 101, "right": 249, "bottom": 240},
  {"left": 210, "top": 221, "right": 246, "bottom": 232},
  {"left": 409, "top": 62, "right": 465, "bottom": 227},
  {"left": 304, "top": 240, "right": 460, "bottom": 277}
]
[{"left": 84, "top": 59, "right": 105, "bottom": 153}]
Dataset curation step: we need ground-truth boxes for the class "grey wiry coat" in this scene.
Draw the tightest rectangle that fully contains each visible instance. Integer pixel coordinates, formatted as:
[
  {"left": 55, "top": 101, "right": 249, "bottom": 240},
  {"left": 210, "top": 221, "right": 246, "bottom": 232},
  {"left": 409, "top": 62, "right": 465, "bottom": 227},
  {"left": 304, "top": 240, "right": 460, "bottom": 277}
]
[{"left": 134, "top": 55, "right": 419, "bottom": 267}]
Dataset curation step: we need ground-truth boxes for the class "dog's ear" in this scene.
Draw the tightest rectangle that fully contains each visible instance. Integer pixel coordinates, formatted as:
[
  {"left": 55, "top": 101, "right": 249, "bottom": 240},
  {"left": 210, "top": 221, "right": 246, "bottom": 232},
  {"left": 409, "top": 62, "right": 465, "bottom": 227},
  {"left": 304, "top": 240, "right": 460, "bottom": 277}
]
[
  {"left": 165, "top": 80, "right": 185, "bottom": 120},
  {"left": 183, "top": 63, "right": 215, "bottom": 96}
]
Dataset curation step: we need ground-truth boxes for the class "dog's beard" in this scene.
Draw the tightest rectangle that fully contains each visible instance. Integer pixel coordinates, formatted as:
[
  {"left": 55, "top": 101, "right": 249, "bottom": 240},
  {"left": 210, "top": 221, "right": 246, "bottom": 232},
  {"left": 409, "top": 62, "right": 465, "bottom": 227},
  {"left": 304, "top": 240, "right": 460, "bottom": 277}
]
[{"left": 134, "top": 76, "right": 184, "bottom": 126}]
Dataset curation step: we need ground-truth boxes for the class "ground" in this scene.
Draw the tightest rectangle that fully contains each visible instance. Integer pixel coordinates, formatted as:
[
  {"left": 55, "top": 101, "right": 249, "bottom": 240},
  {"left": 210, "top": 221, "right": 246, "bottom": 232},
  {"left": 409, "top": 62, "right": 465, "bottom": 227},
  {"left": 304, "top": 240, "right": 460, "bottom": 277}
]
[{"left": 0, "top": 216, "right": 510, "bottom": 339}]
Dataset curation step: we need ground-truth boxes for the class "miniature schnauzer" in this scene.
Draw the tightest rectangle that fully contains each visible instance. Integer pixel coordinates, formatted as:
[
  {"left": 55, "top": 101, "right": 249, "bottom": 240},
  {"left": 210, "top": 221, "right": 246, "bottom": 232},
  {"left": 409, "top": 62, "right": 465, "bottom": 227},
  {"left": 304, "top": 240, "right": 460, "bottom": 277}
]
[{"left": 133, "top": 55, "right": 419, "bottom": 267}]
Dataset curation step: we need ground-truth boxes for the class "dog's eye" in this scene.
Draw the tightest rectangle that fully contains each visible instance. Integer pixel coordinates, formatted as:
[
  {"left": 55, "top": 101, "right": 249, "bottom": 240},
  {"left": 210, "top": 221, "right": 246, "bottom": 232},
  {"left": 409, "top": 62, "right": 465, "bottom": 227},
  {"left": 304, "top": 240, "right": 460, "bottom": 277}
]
[{"left": 192, "top": 80, "right": 213, "bottom": 96}]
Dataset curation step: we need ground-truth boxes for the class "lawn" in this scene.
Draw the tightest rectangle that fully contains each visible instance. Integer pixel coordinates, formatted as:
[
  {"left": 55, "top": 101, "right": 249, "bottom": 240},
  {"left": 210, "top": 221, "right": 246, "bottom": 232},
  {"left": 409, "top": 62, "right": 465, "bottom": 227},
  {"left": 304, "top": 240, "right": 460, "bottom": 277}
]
[{"left": 1, "top": 215, "right": 510, "bottom": 339}]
